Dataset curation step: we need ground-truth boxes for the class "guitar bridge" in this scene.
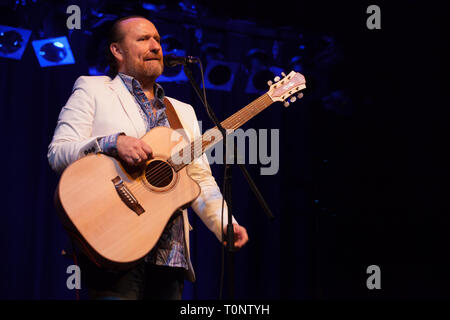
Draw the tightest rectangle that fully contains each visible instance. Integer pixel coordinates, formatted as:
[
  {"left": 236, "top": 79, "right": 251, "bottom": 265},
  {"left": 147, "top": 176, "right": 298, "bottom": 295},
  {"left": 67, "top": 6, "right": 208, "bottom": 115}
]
[{"left": 112, "top": 176, "right": 145, "bottom": 216}]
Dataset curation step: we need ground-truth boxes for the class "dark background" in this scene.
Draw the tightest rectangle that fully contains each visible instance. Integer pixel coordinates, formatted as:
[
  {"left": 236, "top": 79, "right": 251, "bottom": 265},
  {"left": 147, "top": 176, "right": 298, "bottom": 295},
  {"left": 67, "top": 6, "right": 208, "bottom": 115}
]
[{"left": 1, "top": 0, "right": 449, "bottom": 299}]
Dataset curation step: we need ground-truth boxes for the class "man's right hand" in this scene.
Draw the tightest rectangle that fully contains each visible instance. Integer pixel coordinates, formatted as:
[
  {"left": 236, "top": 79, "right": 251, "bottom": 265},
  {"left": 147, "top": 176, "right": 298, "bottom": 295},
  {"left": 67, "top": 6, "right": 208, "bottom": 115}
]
[{"left": 116, "top": 135, "right": 153, "bottom": 166}]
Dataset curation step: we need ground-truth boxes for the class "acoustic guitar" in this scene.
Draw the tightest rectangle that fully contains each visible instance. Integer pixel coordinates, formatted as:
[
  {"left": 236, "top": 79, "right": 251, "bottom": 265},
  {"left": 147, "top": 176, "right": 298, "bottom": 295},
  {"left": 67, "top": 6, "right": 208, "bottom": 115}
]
[{"left": 55, "top": 71, "right": 306, "bottom": 269}]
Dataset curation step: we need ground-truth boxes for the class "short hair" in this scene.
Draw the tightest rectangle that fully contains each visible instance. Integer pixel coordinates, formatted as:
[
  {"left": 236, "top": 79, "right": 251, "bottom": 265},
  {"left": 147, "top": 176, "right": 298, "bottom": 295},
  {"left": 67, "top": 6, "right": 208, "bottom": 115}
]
[{"left": 106, "top": 15, "right": 149, "bottom": 78}]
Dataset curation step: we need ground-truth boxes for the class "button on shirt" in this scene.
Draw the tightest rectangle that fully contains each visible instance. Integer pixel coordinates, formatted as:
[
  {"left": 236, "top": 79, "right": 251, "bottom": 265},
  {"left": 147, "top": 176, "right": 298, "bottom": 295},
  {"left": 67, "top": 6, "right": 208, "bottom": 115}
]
[{"left": 97, "top": 73, "right": 188, "bottom": 270}]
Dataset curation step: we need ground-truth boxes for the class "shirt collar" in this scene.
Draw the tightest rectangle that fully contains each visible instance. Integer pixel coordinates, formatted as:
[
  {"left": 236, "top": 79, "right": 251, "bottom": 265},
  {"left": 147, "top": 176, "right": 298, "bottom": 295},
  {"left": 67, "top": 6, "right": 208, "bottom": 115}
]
[{"left": 118, "top": 72, "right": 165, "bottom": 103}]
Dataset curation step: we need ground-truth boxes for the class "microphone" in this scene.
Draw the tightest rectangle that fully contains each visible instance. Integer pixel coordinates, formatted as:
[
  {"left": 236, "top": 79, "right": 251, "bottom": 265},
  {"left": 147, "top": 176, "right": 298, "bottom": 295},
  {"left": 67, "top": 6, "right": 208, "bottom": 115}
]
[{"left": 163, "top": 54, "right": 200, "bottom": 67}]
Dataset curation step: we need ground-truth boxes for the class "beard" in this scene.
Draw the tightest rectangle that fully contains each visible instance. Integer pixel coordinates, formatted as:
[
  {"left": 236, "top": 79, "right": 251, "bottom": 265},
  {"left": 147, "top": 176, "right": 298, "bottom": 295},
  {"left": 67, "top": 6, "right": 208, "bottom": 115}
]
[
  {"left": 123, "top": 57, "right": 164, "bottom": 82},
  {"left": 142, "top": 59, "right": 164, "bottom": 79}
]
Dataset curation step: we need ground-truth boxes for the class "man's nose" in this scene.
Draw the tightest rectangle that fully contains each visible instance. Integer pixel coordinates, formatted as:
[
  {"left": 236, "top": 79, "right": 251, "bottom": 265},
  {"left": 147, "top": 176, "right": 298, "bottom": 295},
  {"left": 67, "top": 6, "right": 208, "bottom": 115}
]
[{"left": 149, "top": 38, "right": 161, "bottom": 53}]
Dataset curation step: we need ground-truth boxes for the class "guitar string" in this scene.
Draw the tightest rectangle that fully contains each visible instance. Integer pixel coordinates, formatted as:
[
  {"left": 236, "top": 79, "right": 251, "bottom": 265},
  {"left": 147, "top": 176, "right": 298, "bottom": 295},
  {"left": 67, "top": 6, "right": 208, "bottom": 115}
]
[
  {"left": 128, "top": 88, "right": 296, "bottom": 194},
  {"left": 127, "top": 85, "right": 301, "bottom": 194},
  {"left": 125, "top": 94, "right": 274, "bottom": 194},
  {"left": 125, "top": 129, "right": 216, "bottom": 194},
  {"left": 130, "top": 74, "right": 303, "bottom": 189},
  {"left": 126, "top": 92, "right": 281, "bottom": 194},
  {"left": 129, "top": 80, "right": 303, "bottom": 193},
  {"left": 125, "top": 123, "right": 234, "bottom": 193},
  {"left": 125, "top": 94, "right": 271, "bottom": 192}
]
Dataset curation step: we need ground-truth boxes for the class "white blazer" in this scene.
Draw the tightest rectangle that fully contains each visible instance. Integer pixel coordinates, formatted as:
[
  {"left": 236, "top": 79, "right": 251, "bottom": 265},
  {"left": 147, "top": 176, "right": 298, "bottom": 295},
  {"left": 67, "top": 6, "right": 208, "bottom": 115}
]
[{"left": 48, "top": 75, "right": 237, "bottom": 281}]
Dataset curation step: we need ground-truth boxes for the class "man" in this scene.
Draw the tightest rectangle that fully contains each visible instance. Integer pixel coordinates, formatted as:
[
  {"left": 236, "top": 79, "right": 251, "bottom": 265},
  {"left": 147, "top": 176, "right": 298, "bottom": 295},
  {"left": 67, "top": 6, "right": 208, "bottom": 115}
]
[{"left": 48, "top": 15, "right": 248, "bottom": 300}]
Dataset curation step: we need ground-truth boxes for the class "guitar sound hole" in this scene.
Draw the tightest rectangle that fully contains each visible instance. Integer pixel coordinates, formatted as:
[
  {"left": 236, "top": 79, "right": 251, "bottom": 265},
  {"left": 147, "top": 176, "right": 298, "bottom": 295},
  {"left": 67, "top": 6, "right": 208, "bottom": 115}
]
[{"left": 144, "top": 160, "right": 173, "bottom": 188}]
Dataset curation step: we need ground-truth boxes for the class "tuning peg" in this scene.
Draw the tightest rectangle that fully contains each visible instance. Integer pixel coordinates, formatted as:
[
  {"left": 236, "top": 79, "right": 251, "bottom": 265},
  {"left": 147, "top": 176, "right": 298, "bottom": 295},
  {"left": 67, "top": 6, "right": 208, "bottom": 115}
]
[
  {"left": 297, "top": 92, "right": 304, "bottom": 99},
  {"left": 267, "top": 80, "right": 273, "bottom": 86},
  {"left": 281, "top": 72, "right": 286, "bottom": 77},
  {"left": 290, "top": 96, "right": 297, "bottom": 103},
  {"left": 283, "top": 101, "right": 290, "bottom": 107},
  {"left": 274, "top": 76, "right": 280, "bottom": 82}
]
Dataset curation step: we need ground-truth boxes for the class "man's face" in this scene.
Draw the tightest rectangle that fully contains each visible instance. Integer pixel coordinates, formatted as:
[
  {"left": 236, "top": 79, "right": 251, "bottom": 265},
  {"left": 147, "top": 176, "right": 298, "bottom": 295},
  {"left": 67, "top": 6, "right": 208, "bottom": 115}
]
[{"left": 114, "top": 18, "right": 164, "bottom": 82}]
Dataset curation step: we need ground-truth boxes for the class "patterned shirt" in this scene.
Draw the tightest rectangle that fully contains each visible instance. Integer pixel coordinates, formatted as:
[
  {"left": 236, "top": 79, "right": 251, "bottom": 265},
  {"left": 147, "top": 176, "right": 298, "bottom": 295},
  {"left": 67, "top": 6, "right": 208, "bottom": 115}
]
[{"left": 97, "top": 73, "right": 188, "bottom": 270}]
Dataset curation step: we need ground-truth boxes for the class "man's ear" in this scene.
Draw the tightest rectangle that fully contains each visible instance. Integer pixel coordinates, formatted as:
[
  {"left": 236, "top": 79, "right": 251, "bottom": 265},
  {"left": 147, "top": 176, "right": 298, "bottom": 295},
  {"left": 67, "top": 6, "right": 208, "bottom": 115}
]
[{"left": 110, "top": 43, "right": 123, "bottom": 62}]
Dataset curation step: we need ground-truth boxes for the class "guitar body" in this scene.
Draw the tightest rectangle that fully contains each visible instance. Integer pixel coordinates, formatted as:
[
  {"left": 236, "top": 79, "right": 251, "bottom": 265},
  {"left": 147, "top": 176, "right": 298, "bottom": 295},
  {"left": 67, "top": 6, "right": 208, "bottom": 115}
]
[{"left": 55, "top": 126, "right": 200, "bottom": 269}]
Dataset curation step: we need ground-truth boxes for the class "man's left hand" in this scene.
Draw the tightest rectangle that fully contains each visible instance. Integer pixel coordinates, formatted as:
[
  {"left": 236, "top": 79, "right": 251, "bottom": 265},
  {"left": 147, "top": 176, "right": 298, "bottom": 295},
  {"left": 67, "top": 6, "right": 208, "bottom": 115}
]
[{"left": 223, "top": 223, "right": 249, "bottom": 249}]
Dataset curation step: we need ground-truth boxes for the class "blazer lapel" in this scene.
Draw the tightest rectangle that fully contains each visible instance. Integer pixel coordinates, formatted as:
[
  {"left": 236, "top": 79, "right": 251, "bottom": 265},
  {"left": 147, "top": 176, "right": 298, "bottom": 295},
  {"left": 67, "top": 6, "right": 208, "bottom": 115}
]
[{"left": 109, "top": 75, "right": 146, "bottom": 138}]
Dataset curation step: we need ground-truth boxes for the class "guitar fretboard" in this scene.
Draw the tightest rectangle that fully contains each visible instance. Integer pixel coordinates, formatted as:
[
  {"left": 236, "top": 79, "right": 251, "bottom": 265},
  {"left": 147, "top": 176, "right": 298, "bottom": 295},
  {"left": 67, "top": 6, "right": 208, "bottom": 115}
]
[{"left": 168, "top": 93, "right": 273, "bottom": 171}]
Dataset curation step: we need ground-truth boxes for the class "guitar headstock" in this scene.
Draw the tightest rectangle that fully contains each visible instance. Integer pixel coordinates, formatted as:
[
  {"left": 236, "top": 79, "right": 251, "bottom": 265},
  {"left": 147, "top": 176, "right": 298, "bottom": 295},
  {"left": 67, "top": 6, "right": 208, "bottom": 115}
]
[{"left": 267, "top": 71, "right": 306, "bottom": 107}]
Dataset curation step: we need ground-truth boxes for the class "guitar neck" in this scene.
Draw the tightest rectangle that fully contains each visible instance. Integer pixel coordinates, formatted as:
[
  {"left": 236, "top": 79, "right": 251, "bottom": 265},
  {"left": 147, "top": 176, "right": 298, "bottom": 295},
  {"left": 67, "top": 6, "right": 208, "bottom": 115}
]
[
  {"left": 169, "top": 93, "right": 273, "bottom": 171},
  {"left": 220, "top": 93, "right": 272, "bottom": 130}
]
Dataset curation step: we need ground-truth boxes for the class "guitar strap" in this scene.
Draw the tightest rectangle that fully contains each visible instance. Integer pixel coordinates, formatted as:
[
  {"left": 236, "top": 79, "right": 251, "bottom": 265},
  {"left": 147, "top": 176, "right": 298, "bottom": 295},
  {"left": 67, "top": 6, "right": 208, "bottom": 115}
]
[
  {"left": 163, "top": 97, "right": 183, "bottom": 130},
  {"left": 163, "top": 97, "right": 185, "bottom": 220}
]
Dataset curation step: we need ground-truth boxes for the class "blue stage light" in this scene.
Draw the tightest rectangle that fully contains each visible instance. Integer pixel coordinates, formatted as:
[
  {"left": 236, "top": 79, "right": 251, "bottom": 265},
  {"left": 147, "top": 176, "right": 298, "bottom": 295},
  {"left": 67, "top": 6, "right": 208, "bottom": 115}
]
[
  {"left": 178, "top": 0, "right": 197, "bottom": 14},
  {"left": 245, "top": 66, "right": 283, "bottom": 94},
  {"left": 203, "top": 59, "right": 239, "bottom": 92},
  {"left": 32, "top": 36, "right": 75, "bottom": 67},
  {"left": 88, "top": 65, "right": 109, "bottom": 76},
  {"left": 142, "top": 2, "right": 158, "bottom": 11},
  {"left": 244, "top": 48, "right": 283, "bottom": 94},
  {"left": 0, "top": 25, "right": 31, "bottom": 60},
  {"left": 290, "top": 56, "right": 305, "bottom": 73},
  {"left": 158, "top": 35, "right": 187, "bottom": 83}
]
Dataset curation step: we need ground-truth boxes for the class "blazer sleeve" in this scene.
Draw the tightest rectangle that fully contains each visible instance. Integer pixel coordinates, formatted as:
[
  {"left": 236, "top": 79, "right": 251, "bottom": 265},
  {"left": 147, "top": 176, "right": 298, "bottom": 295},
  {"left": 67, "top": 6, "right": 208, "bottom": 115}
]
[
  {"left": 183, "top": 105, "right": 238, "bottom": 242},
  {"left": 47, "top": 76, "right": 103, "bottom": 174}
]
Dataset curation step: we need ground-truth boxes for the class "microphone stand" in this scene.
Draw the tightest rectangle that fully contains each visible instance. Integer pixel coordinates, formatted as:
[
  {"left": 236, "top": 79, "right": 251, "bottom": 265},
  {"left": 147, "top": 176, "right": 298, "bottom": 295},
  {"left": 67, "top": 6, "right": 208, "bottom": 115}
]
[{"left": 182, "top": 62, "right": 274, "bottom": 299}]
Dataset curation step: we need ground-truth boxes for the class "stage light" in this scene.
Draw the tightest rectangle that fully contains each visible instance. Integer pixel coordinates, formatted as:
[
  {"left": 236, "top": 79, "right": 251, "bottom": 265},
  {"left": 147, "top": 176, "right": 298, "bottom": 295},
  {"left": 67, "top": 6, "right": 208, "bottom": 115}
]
[
  {"left": 142, "top": 2, "right": 158, "bottom": 11},
  {"left": 142, "top": 1, "right": 168, "bottom": 12},
  {"left": 158, "top": 34, "right": 188, "bottom": 83},
  {"left": 201, "top": 43, "right": 221, "bottom": 62},
  {"left": 0, "top": 25, "right": 31, "bottom": 60},
  {"left": 290, "top": 55, "right": 305, "bottom": 73},
  {"left": 244, "top": 49, "right": 282, "bottom": 94},
  {"left": 245, "top": 66, "right": 284, "bottom": 94},
  {"left": 203, "top": 59, "right": 239, "bottom": 92},
  {"left": 200, "top": 43, "right": 238, "bottom": 91},
  {"left": 32, "top": 36, "right": 75, "bottom": 67},
  {"left": 178, "top": 0, "right": 197, "bottom": 15},
  {"left": 84, "top": 11, "right": 117, "bottom": 76},
  {"left": 88, "top": 65, "right": 109, "bottom": 76}
]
